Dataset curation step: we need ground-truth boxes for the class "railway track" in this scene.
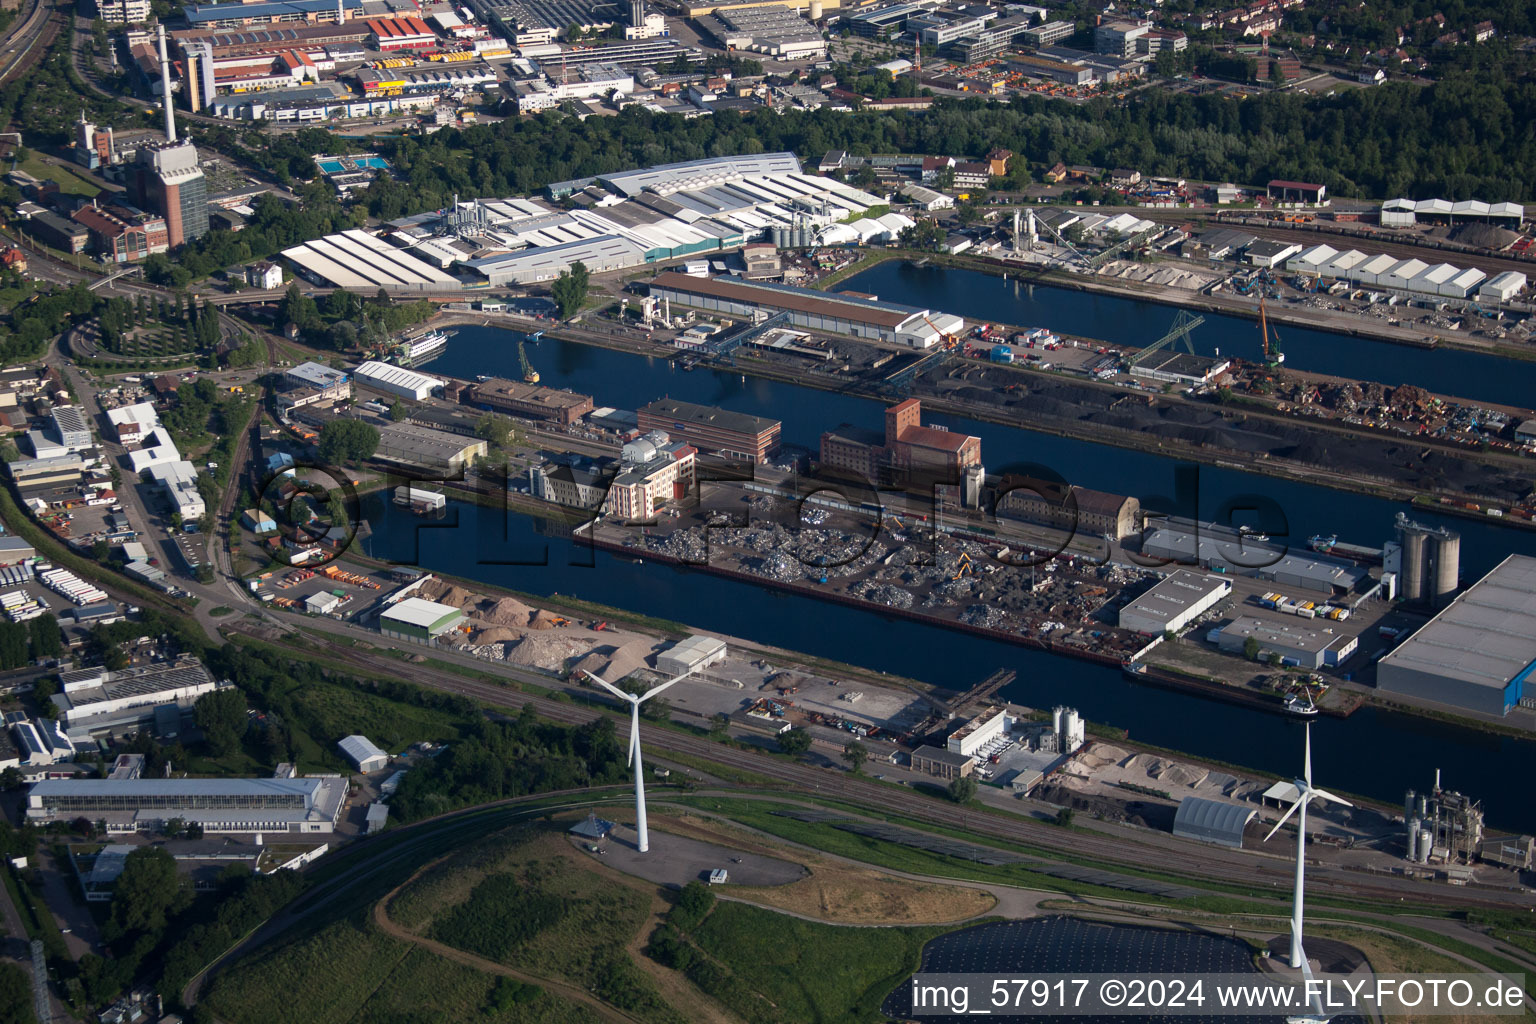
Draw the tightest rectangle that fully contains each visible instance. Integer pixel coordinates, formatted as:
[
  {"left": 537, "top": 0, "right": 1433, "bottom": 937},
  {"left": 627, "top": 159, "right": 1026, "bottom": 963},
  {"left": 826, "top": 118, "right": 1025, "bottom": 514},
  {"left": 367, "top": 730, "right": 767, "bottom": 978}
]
[
  {"left": 0, "top": 0, "right": 59, "bottom": 88},
  {"left": 242, "top": 622, "right": 1532, "bottom": 918}
]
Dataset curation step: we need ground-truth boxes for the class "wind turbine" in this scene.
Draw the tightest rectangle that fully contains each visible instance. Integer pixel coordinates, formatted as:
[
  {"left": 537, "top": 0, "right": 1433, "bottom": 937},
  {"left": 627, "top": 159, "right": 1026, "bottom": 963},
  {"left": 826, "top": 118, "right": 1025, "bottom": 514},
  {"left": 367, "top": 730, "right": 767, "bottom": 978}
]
[
  {"left": 1264, "top": 723, "right": 1351, "bottom": 1022},
  {"left": 582, "top": 668, "right": 691, "bottom": 853}
]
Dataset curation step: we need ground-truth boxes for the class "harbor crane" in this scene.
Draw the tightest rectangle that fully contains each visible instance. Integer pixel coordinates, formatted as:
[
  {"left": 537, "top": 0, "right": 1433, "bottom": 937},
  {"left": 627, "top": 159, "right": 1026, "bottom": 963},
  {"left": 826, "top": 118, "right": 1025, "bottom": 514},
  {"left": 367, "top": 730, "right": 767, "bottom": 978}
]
[
  {"left": 1258, "top": 294, "right": 1285, "bottom": 367},
  {"left": 1126, "top": 309, "right": 1206, "bottom": 368}
]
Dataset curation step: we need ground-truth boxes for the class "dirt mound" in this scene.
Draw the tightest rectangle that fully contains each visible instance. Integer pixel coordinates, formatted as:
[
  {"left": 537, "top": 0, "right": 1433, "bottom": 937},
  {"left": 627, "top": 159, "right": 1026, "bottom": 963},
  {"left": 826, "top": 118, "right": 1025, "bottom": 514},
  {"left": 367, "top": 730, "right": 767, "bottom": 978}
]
[
  {"left": 570, "top": 638, "right": 655, "bottom": 683},
  {"left": 527, "top": 610, "right": 561, "bottom": 630},
  {"left": 420, "top": 580, "right": 477, "bottom": 607},
  {"left": 472, "top": 627, "right": 522, "bottom": 646},
  {"left": 475, "top": 596, "right": 533, "bottom": 626}
]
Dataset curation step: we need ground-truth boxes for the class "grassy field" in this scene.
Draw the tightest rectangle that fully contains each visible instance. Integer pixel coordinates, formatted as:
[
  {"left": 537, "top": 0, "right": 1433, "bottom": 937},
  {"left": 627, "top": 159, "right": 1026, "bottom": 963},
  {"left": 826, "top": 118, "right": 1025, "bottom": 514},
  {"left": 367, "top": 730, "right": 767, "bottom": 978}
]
[
  {"left": 16, "top": 155, "right": 100, "bottom": 197},
  {"left": 271, "top": 674, "right": 471, "bottom": 766},
  {"left": 392, "top": 827, "right": 686, "bottom": 1024},
  {"left": 204, "top": 912, "right": 601, "bottom": 1024},
  {"left": 682, "top": 900, "right": 959, "bottom": 1024}
]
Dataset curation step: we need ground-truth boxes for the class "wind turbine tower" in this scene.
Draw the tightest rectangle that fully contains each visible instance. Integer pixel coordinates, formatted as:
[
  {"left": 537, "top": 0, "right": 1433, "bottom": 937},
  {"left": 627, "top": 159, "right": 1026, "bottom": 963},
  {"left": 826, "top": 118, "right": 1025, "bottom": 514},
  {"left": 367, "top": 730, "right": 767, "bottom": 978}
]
[
  {"left": 1264, "top": 723, "right": 1351, "bottom": 970},
  {"left": 582, "top": 669, "right": 693, "bottom": 852}
]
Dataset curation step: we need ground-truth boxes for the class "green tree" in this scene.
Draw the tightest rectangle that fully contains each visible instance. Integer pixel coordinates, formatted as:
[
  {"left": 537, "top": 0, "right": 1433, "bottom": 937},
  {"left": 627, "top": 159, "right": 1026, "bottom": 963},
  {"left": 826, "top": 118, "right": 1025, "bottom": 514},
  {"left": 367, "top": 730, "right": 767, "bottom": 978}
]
[
  {"left": 474, "top": 413, "right": 514, "bottom": 450},
  {"left": 278, "top": 281, "right": 319, "bottom": 329},
  {"left": 708, "top": 713, "right": 730, "bottom": 739},
  {"left": 109, "top": 846, "right": 185, "bottom": 937},
  {"left": 776, "top": 727, "right": 811, "bottom": 756},
  {"left": 0, "top": 621, "right": 27, "bottom": 669},
  {"left": 0, "top": 962, "right": 32, "bottom": 1024},
  {"left": 550, "top": 261, "right": 590, "bottom": 318},
  {"left": 841, "top": 740, "right": 868, "bottom": 774},
  {"left": 27, "top": 613, "right": 61, "bottom": 660},
  {"left": 947, "top": 775, "right": 977, "bottom": 803},
  {"left": 1243, "top": 635, "right": 1261, "bottom": 661},
  {"left": 317, "top": 419, "right": 380, "bottom": 464},
  {"left": 388, "top": 400, "right": 409, "bottom": 422},
  {"left": 0, "top": 767, "right": 21, "bottom": 791},
  {"left": 195, "top": 688, "right": 248, "bottom": 756},
  {"left": 1055, "top": 807, "right": 1075, "bottom": 827}
]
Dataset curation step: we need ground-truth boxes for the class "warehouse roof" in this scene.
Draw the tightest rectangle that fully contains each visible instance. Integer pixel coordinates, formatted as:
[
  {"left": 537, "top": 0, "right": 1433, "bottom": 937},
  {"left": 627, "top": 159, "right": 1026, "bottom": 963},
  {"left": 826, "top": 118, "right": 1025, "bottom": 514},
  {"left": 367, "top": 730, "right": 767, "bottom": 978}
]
[
  {"left": 338, "top": 734, "right": 386, "bottom": 766},
  {"left": 380, "top": 597, "right": 463, "bottom": 629},
  {"left": 354, "top": 361, "right": 445, "bottom": 394},
  {"left": 472, "top": 378, "right": 594, "bottom": 412},
  {"left": 640, "top": 397, "right": 779, "bottom": 437},
  {"left": 911, "top": 745, "right": 974, "bottom": 768},
  {"left": 1379, "top": 554, "right": 1536, "bottom": 691},
  {"left": 1213, "top": 615, "right": 1335, "bottom": 654},
  {"left": 184, "top": 0, "right": 365, "bottom": 24},
  {"left": 653, "top": 272, "right": 918, "bottom": 330},
  {"left": 1173, "top": 796, "right": 1255, "bottom": 847},
  {"left": 1120, "top": 570, "right": 1230, "bottom": 625},
  {"left": 287, "top": 362, "right": 350, "bottom": 388},
  {"left": 661, "top": 634, "right": 726, "bottom": 668}
]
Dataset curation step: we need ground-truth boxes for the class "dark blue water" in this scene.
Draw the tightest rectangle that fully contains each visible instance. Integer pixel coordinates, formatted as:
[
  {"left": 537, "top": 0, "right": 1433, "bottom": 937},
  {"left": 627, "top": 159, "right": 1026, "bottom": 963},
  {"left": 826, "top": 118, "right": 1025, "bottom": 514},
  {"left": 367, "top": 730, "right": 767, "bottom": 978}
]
[
  {"left": 379, "top": 331, "right": 1536, "bottom": 827},
  {"left": 840, "top": 261, "right": 1536, "bottom": 410}
]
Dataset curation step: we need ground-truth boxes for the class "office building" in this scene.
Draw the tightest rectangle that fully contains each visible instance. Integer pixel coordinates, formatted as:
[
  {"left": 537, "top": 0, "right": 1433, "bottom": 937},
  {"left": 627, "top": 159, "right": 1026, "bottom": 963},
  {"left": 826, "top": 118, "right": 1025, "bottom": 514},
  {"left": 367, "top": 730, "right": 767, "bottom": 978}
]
[
  {"left": 1094, "top": 20, "right": 1148, "bottom": 56},
  {"left": 53, "top": 657, "right": 222, "bottom": 740},
  {"left": 605, "top": 430, "right": 696, "bottom": 518},
  {"left": 638, "top": 397, "right": 780, "bottom": 463},
  {"left": 25, "top": 776, "right": 349, "bottom": 834},
  {"left": 50, "top": 406, "right": 93, "bottom": 451},
  {"left": 1376, "top": 554, "right": 1536, "bottom": 717},
  {"left": 529, "top": 459, "right": 609, "bottom": 510}
]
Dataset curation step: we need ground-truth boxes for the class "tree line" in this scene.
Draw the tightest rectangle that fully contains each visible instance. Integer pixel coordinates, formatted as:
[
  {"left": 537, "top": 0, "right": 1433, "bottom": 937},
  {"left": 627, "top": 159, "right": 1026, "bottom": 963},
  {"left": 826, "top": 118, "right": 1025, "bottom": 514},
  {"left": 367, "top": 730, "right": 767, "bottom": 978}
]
[{"left": 337, "top": 74, "right": 1534, "bottom": 220}]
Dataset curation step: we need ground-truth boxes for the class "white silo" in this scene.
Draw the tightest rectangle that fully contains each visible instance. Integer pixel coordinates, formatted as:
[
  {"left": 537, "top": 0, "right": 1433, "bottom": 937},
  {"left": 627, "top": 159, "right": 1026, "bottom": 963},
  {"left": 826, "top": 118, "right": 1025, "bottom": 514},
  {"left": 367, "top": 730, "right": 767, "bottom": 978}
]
[
  {"left": 1051, "top": 705, "right": 1065, "bottom": 737},
  {"left": 1063, "top": 709, "right": 1084, "bottom": 753},
  {"left": 1405, "top": 818, "right": 1420, "bottom": 861},
  {"left": 808, "top": 0, "right": 823, "bottom": 19},
  {"left": 1416, "top": 827, "right": 1434, "bottom": 863}
]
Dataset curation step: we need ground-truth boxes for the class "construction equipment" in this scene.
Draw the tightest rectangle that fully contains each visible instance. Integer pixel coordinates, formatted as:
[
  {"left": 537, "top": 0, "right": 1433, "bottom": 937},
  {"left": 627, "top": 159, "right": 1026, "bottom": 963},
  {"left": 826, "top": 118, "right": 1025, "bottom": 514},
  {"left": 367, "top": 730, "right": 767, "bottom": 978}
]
[{"left": 1258, "top": 294, "right": 1285, "bottom": 367}]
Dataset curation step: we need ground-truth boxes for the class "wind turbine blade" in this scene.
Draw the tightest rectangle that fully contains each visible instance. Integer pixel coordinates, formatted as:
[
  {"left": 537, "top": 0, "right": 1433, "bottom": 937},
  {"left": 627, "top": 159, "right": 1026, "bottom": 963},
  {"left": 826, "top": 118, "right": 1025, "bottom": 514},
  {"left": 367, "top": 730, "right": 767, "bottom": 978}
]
[
  {"left": 627, "top": 706, "right": 639, "bottom": 767},
  {"left": 1303, "top": 722, "right": 1312, "bottom": 788},
  {"left": 636, "top": 671, "right": 691, "bottom": 704},
  {"left": 1310, "top": 787, "right": 1352, "bottom": 808},
  {"left": 583, "top": 670, "right": 634, "bottom": 704},
  {"left": 1264, "top": 799, "right": 1302, "bottom": 843}
]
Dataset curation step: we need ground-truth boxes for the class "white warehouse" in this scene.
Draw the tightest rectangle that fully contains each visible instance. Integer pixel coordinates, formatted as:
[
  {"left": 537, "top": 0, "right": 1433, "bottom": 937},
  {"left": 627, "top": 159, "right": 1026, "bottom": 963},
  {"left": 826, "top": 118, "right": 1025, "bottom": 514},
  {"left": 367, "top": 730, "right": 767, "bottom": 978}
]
[
  {"left": 1286, "top": 245, "right": 1489, "bottom": 299},
  {"left": 656, "top": 634, "right": 728, "bottom": 677},
  {"left": 1118, "top": 570, "right": 1232, "bottom": 634},
  {"left": 353, "top": 361, "right": 444, "bottom": 401},
  {"left": 947, "top": 706, "right": 1007, "bottom": 757},
  {"left": 338, "top": 734, "right": 389, "bottom": 773}
]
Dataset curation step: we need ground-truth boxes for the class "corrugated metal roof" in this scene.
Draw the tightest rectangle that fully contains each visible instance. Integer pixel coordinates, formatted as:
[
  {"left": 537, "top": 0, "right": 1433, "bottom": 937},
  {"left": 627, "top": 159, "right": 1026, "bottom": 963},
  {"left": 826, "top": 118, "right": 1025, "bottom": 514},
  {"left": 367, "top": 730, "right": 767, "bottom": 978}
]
[{"left": 1173, "top": 796, "right": 1255, "bottom": 846}]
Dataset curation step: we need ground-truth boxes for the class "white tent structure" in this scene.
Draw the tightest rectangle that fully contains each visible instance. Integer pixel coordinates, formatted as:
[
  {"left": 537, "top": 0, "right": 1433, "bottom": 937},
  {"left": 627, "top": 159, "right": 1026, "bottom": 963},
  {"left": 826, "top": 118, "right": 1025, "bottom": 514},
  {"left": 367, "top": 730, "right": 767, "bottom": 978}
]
[{"left": 582, "top": 669, "right": 691, "bottom": 853}]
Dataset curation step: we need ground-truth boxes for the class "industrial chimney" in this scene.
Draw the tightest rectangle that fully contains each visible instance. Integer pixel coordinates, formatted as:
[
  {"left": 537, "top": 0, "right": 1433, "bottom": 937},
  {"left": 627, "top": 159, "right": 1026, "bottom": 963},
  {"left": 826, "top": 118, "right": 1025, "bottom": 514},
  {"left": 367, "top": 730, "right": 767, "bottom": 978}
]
[{"left": 157, "top": 23, "right": 176, "bottom": 143}]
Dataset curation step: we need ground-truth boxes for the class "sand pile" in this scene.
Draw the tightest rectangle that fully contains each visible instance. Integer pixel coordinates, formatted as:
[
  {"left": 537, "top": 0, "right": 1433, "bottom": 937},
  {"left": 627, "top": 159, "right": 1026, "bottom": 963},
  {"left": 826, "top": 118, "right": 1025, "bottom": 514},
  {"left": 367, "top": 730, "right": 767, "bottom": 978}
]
[
  {"left": 1153, "top": 762, "right": 1208, "bottom": 789},
  {"left": 503, "top": 633, "right": 597, "bottom": 670},
  {"left": 570, "top": 638, "right": 654, "bottom": 683},
  {"left": 528, "top": 610, "right": 561, "bottom": 630},
  {"left": 472, "top": 626, "right": 522, "bottom": 646},
  {"left": 421, "top": 580, "right": 477, "bottom": 607},
  {"left": 475, "top": 596, "right": 534, "bottom": 626}
]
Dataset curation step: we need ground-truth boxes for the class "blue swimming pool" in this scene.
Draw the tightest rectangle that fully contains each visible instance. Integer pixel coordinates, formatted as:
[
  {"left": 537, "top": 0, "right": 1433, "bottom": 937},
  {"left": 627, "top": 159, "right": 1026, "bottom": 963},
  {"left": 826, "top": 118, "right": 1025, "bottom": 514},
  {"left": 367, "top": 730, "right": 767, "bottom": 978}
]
[{"left": 315, "top": 155, "right": 391, "bottom": 175}]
